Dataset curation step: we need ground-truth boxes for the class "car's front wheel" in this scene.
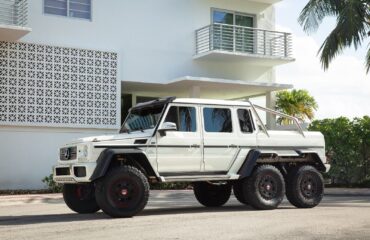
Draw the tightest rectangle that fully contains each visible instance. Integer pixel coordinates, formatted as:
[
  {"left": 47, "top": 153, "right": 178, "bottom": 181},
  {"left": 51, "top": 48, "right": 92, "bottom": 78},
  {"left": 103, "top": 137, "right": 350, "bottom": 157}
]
[
  {"left": 193, "top": 182, "right": 231, "bottom": 207},
  {"left": 95, "top": 165, "right": 150, "bottom": 218},
  {"left": 63, "top": 183, "right": 100, "bottom": 214},
  {"left": 233, "top": 181, "right": 248, "bottom": 205}
]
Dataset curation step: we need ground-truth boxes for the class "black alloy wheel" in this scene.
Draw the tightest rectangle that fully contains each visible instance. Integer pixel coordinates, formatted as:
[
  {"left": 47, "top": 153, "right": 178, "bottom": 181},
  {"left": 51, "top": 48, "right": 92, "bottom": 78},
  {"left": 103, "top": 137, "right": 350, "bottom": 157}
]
[
  {"left": 63, "top": 183, "right": 100, "bottom": 214},
  {"left": 285, "top": 165, "right": 324, "bottom": 208},
  {"left": 95, "top": 165, "right": 149, "bottom": 218}
]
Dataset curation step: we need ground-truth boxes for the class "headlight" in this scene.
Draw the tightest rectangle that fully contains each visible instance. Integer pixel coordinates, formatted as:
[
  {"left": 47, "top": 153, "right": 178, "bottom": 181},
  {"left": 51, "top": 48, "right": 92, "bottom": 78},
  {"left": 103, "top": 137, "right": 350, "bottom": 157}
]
[{"left": 78, "top": 145, "right": 89, "bottom": 159}]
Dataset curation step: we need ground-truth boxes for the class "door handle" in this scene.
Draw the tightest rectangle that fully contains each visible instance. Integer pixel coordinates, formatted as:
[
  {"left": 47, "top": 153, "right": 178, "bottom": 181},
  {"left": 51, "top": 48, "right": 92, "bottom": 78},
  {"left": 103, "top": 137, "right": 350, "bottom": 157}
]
[
  {"left": 229, "top": 144, "right": 238, "bottom": 148},
  {"left": 190, "top": 144, "right": 200, "bottom": 148}
]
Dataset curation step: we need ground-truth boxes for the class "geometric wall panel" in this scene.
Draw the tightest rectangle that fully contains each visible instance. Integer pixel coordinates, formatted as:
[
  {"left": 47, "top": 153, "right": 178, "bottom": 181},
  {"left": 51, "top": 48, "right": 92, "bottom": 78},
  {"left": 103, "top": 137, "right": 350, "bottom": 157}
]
[{"left": 0, "top": 41, "right": 120, "bottom": 129}]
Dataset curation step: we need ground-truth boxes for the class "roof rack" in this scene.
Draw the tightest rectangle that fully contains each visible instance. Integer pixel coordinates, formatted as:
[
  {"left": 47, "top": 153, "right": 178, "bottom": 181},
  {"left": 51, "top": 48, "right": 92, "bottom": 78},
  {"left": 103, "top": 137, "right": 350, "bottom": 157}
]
[{"left": 247, "top": 100, "right": 305, "bottom": 137}]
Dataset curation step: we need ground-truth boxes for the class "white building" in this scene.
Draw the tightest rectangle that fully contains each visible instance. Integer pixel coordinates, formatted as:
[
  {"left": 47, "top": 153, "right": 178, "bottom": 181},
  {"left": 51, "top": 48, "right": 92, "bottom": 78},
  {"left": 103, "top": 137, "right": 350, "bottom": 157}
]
[{"left": 0, "top": 0, "right": 294, "bottom": 189}]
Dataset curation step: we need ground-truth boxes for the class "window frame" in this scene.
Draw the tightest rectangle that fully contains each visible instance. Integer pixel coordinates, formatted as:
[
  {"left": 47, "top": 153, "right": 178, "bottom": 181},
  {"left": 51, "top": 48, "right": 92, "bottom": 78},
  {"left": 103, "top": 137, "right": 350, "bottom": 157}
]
[
  {"left": 202, "top": 106, "right": 234, "bottom": 133},
  {"left": 237, "top": 108, "right": 255, "bottom": 134},
  {"left": 162, "top": 104, "right": 198, "bottom": 133},
  {"left": 43, "top": 0, "right": 93, "bottom": 21},
  {"left": 211, "top": 8, "right": 256, "bottom": 28}
]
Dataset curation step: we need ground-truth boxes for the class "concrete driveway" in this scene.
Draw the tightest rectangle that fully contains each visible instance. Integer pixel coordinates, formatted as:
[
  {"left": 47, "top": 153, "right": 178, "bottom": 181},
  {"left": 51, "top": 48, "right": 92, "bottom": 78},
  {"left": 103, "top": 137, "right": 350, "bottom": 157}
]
[{"left": 0, "top": 188, "right": 370, "bottom": 240}]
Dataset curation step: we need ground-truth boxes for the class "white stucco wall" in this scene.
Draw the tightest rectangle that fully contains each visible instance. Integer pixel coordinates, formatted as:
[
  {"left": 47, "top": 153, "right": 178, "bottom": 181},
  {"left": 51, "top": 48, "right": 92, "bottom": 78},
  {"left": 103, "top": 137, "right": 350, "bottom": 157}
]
[
  {"left": 0, "top": 0, "right": 279, "bottom": 189},
  {"left": 23, "top": 0, "right": 276, "bottom": 83},
  {"left": 0, "top": 127, "right": 116, "bottom": 189}
]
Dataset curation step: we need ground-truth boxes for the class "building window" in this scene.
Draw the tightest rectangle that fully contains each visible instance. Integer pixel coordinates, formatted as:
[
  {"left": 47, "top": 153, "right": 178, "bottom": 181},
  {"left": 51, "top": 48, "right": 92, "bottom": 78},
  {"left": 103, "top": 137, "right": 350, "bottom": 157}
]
[
  {"left": 212, "top": 9, "right": 255, "bottom": 53},
  {"left": 44, "top": 0, "right": 92, "bottom": 20},
  {"left": 212, "top": 9, "right": 254, "bottom": 27},
  {"left": 203, "top": 108, "right": 232, "bottom": 133},
  {"left": 164, "top": 106, "right": 197, "bottom": 132},
  {"left": 237, "top": 109, "right": 254, "bottom": 133}
]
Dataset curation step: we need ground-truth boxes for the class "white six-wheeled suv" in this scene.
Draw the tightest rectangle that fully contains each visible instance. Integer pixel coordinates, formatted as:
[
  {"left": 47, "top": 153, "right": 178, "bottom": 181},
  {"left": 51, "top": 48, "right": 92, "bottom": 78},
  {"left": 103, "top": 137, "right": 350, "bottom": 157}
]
[{"left": 54, "top": 97, "right": 330, "bottom": 218}]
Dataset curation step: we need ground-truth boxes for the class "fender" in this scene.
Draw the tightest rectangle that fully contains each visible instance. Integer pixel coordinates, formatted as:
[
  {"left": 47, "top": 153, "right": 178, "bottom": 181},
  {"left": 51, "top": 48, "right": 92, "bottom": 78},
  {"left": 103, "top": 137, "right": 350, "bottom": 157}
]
[
  {"left": 296, "top": 150, "right": 327, "bottom": 172},
  {"left": 237, "top": 149, "right": 261, "bottom": 179},
  {"left": 90, "top": 148, "right": 157, "bottom": 181}
]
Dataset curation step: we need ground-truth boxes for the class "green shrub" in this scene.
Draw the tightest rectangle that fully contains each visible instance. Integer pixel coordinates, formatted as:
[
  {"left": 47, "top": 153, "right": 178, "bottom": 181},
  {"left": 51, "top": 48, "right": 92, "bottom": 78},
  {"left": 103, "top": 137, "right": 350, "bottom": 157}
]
[{"left": 42, "top": 174, "right": 63, "bottom": 193}]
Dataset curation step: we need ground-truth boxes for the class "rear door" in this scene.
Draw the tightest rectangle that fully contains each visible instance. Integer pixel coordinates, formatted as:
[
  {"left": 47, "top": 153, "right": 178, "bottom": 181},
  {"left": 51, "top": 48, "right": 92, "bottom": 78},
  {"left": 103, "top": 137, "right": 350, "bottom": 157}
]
[{"left": 201, "top": 106, "right": 239, "bottom": 172}]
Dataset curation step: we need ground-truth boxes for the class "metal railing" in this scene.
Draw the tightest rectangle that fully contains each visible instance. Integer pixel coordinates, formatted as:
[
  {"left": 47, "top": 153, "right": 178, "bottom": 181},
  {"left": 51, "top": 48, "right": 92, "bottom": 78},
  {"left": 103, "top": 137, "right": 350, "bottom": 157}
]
[
  {"left": 195, "top": 23, "right": 293, "bottom": 58},
  {"left": 0, "top": 0, "right": 28, "bottom": 27},
  {"left": 248, "top": 100, "right": 305, "bottom": 137}
]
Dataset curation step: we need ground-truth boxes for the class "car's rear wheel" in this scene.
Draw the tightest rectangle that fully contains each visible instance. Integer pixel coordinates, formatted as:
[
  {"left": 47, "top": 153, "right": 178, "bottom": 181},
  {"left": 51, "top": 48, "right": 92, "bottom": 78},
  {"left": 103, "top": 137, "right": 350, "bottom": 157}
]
[
  {"left": 95, "top": 165, "right": 149, "bottom": 218},
  {"left": 245, "top": 165, "right": 285, "bottom": 210},
  {"left": 286, "top": 165, "right": 324, "bottom": 208},
  {"left": 193, "top": 182, "right": 231, "bottom": 207},
  {"left": 233, "top": 181, "right": 248, "bottom": 205},
  {"left": 63, "top": 183, "right": 100, "bottom": 214}
]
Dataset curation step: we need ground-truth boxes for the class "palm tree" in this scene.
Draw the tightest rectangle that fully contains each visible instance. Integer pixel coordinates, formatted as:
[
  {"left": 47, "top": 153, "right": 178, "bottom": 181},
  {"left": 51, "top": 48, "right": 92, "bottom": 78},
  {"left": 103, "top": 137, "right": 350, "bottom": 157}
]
[
  {"left": 298, "top": 0, "right": 370, "bottom": 73},
  {"left": 275, "top": 89, "right": 318, "bottom": 125}
]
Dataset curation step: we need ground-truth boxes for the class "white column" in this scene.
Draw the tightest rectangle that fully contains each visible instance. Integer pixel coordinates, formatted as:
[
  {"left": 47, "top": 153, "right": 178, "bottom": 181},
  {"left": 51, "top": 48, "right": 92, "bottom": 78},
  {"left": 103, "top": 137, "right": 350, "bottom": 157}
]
[
  {"left": 189, "top": 86, "right": 201, "bottom": 98},
  {"left": 266, "top": 91, "right": 277, "bottom": 130},
  {"left": 131, "top": 93, "right": 137, "bottom": 106}
]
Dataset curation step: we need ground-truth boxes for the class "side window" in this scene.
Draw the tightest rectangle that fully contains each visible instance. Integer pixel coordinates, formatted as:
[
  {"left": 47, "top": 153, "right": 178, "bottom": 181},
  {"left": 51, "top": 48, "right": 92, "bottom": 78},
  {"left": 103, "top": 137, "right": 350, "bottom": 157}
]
[
  {"left": 203, "top": 108, "right": 232, "bottom": 133},
  {"left": 164, "top": 106, "right": 197, "bottom": 132},
  {"left": 237, "top": 109, "right": 254, "bottom": 133}
]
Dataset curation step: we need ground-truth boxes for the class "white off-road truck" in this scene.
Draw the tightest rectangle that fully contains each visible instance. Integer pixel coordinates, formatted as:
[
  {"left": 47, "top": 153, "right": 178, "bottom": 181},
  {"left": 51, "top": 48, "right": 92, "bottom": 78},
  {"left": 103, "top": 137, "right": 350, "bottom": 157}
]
[{"left": 54, "top": 97, "right": 330, "bottom": 218}]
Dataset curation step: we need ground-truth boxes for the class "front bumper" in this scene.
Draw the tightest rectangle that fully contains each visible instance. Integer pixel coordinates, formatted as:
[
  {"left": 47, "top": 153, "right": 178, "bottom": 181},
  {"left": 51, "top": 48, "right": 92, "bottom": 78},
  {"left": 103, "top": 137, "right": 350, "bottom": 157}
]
[{"left": 53, "top": 162, "right": 97, "bottom": 184}]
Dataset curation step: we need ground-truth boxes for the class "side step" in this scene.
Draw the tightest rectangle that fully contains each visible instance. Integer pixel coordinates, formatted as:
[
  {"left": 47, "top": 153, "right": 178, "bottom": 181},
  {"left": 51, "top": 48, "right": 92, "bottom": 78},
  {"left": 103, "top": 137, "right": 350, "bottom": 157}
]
[{"left": 161, "top": 175, "right": 231, "bottom": 182}]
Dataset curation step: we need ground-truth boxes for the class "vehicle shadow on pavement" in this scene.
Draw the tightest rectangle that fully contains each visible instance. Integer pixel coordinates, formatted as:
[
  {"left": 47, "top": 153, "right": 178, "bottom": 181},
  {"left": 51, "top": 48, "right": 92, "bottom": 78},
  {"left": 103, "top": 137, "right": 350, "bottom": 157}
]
[
  {"left": 0, "top": 212, "right": 107, "bottom": 226},
  {"left": 0, "top": 205, "right": 288, "bottom": 226},
  {"left": 139, "top": 205, "right": 258, "bottom": 216}
]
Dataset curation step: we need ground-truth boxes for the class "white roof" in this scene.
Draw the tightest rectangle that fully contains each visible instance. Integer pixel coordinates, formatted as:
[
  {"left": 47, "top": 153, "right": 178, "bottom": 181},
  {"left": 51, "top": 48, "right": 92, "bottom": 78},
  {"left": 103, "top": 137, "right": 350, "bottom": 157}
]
[{"left": 173, "top": 98, "right": 251, "bottom": 107}]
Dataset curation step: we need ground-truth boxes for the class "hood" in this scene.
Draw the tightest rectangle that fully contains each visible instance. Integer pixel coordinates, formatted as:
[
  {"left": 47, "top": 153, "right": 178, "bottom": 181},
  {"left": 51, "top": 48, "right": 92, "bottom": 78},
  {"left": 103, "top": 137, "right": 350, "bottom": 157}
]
[{"left": 68, "top": 129, "right": 154, "bottom": 145}]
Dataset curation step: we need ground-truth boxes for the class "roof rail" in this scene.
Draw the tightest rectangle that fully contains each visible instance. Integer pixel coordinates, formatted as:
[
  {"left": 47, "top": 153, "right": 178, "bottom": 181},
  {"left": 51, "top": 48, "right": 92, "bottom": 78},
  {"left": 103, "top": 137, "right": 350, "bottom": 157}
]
[{"left": 247, "top": 100, "right": 305, "bottom": 137}]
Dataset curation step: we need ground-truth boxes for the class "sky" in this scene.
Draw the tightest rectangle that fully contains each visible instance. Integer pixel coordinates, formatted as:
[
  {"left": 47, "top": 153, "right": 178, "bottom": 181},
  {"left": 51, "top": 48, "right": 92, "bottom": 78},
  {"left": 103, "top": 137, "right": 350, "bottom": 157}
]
[{"left": 274, "top": 0, "right": 370, "bottom": 120}]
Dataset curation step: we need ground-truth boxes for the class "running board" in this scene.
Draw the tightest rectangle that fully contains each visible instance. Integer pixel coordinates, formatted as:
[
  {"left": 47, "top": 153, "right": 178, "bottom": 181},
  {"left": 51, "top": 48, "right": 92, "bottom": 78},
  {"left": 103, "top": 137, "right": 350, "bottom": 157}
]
[{"left": 161, "top": 175, "right": 231, "bottom": 182}]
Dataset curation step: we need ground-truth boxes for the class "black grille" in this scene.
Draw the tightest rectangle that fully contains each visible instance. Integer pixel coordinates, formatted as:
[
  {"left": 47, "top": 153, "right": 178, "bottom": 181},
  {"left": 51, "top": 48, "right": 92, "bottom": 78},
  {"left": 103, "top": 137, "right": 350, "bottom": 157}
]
[
  {"left": 60, "top": 146, "right": 77, "bottom": 160},
  {"left": 55, "top": 167, "right": 70, "bottom": 176}
]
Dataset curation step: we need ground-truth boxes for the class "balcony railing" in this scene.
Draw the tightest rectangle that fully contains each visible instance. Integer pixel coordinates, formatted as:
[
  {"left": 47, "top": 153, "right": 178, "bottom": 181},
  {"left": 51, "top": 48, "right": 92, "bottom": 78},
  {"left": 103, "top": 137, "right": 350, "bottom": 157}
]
[
  {"left": 195, "top": 23, "right": 293, "bottom": 59},
  {"left": 0, "top": 0, "right": 28, "bottom": 27}
]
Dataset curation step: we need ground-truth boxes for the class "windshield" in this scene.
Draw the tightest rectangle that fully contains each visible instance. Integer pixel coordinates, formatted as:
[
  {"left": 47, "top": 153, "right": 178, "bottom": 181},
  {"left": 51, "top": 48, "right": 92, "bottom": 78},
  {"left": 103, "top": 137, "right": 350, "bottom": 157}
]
[{"left": 120, "top": 105, "right": 165, "bottom": 133}]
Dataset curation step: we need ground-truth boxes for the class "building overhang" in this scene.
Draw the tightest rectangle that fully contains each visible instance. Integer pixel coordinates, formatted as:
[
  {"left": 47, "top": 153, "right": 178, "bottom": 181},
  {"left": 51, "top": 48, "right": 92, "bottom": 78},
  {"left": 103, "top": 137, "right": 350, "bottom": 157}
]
[
  {"left": 194, "top": 50, "right": 295, "bottom": 67},
  {"left": 250, "top": 0, "right": 282, "bottom": 4},
  {"left": 122, "top": 76, "right": 293, "bottom": 100},
  {"left": 0, "top": 24, "right": 32, "bottom": 41}
]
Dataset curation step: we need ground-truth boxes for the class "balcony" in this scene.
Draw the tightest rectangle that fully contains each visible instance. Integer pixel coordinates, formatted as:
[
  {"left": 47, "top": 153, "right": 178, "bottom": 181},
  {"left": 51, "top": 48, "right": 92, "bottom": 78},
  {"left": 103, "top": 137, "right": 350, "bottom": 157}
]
[
  {"left": 0, "top": 0, "right": 31, "bottom": 41},
  {"left": 195, "top": 23, "right": 294, "bottom": 66}
]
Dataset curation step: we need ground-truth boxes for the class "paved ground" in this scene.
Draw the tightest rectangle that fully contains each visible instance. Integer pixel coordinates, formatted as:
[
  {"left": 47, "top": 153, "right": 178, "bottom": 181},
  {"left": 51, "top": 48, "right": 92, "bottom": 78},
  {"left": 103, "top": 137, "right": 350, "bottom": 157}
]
[{"left": 0, "top": 188, "right": 370, "bottom": 240}]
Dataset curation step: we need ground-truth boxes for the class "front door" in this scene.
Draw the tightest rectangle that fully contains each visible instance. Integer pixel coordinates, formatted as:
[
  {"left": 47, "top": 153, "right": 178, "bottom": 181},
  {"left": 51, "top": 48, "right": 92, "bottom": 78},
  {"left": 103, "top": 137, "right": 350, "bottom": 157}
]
[{"left": 156, "top": 104, "right": 202, "bottom": 174}]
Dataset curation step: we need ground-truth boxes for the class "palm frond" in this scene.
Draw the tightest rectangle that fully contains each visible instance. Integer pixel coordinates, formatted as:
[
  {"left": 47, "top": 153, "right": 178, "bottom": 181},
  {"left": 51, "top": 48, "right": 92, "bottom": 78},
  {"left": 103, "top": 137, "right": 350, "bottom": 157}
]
[
  {"left": 367, "top": 46, "right": 370, "bottom": 73},
  {"left": 318, "top": 0, "right": 369, "bottom": 70},
  {"left": 298, "top": 0, "right": 343, "bottom": 33}
]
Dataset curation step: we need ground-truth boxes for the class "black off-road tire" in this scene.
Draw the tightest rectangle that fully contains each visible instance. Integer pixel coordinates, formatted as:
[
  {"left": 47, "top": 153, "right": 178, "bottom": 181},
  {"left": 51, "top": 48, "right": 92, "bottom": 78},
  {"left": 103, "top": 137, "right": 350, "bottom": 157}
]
[
  {"left": 245, "top": 165, "right": 285, "bottom": 210},
  {"left": 233, "top": 181, "right": 248, "bottom": 205},
  {"left": 285, "top": 165, "right": 324, "bottom": 208},
  {"left": 95, "top": 165, "right": 150, "bottom": 218},
  {"left": 63, "top": 183, "right": 100, "bottom": 214},
  {"left": 193, "top": 182, "right": 231, "bottom": 207}
]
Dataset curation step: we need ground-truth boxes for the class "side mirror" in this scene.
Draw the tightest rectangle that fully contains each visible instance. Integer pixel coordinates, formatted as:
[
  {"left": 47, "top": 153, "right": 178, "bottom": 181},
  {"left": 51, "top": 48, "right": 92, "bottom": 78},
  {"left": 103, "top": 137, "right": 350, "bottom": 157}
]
[{"left": 158, "top": 122, "right": 177, "bottom": 136}]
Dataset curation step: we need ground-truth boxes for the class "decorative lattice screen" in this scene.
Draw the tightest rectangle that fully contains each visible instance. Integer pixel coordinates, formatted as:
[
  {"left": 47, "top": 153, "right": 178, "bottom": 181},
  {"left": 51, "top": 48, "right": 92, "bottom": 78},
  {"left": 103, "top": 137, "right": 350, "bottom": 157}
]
[{"left": 0, "top": 41, "right": 119, "bottom": 129}]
